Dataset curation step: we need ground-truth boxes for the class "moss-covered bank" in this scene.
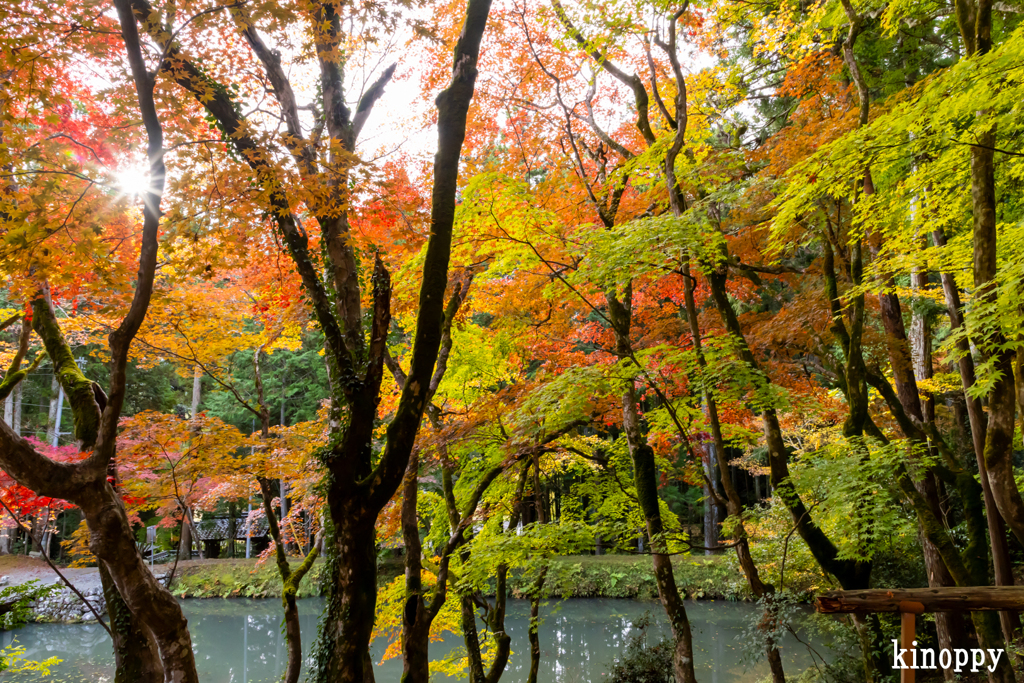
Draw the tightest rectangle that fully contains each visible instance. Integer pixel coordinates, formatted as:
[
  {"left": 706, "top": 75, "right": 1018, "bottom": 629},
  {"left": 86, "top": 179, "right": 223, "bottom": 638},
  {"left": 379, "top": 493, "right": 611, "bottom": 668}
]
[{"left": 166, "top": 554, "right": 757, "bottom": 601}]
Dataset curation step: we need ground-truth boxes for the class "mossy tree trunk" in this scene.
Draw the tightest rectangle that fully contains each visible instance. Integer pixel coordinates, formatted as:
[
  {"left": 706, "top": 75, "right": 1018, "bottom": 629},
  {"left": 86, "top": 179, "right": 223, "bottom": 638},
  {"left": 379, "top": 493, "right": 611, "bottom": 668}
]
[
  {"left": 0, "top": 4, "right": 201, "bottom": 678},
  {"left": 100, "top": 562, "right": 162, "bottom": 683}
]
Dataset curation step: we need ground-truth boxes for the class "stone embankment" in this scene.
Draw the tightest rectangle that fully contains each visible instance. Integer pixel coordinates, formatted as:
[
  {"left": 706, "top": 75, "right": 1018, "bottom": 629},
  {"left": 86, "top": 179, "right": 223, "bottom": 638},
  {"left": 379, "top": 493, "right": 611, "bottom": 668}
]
[
  {"left": 0, "top": 555, "right": 169, "bottom": 624},
  {"left": 27, "top": 582, "right": 106, "bottom": 623}
]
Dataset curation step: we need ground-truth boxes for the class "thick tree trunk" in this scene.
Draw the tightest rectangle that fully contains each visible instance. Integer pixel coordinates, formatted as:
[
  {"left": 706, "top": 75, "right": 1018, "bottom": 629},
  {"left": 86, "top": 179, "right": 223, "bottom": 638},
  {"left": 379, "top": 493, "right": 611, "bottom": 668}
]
[
  {"left": 315, "top": 513, "right": 378, "bottom": 683},
  {"left": 866, "top": 207, "right": 971, "bottom": 671},
  {"left": 964, "top": 0, "right": 1024, "bottom": 655},
  {"left": 973, "top": 132, "right": 1024, "bottom": 669},
  {"left": 123, "top": 1, "right": 493, "bottom": 681},
  {"left": 876, "top": 281, "right": 966, "bottom": 647},
  {"left": 80, "top": 486, "right": 199, "bottom": 683},
  {"left": 100, "top": 562, "right": 163, "bottom": 683}
]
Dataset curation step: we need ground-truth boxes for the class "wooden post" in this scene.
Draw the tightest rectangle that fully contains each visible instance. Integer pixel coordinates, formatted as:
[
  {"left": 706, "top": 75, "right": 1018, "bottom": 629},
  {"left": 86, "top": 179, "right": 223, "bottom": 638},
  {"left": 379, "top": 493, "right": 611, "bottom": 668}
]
[
  {"left": 817, "top": 588, "right": 1024, "bottom": 679},
  {"left": 900, "top": 601, "right": 924, "bottom": 683}
]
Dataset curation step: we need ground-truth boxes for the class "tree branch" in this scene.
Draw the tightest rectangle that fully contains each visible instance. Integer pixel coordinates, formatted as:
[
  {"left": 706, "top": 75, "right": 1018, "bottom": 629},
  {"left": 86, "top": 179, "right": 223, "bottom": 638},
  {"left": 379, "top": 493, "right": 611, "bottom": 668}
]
[
  {"left": 551, "top": 0, "right": 656, "bottom": 145},
  {"left": 367, "top": 0, "right": 493, "bottom": 511}
]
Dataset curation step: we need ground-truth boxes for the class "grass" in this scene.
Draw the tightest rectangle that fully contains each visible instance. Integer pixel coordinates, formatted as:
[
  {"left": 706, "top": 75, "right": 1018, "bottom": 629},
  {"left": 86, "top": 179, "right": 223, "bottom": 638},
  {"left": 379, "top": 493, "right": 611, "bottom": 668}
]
[
  {"left": 164, "top": 553, "right": 754, "bottom": 601},
  {"left": 166, "top": 558, "right": 328, "bottom": 599},
  {"left": 522, "top": 554, "right": 751, "bottom": 601}
]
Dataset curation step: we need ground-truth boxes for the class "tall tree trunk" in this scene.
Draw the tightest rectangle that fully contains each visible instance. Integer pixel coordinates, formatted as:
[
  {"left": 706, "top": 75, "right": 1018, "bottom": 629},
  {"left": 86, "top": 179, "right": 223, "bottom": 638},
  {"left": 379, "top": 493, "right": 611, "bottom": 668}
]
[
  {"left": 0, "top": 5, "right": 203, "bottom": 679},
  {"left": 46, "top": 373, "right": 60, "bottom": 444},
  {"left": 190, "top": 366, "right": 201, "bottom": 418},
  {"left": 100, "top": 561, "right": 163, "bottom": 683},
  {"left": 124, "top": 0, "right": 494, "bottom": 679},
  {"left": 870, "top": 245, "right": 968, "bottom": 660},
  {"left": 401, "top": 450, "right": 430, "bottom": 683},
  {"left": 934, "top": 228, "right": 1018, "bottom": 644},
  {"left": 311, "top": 1, "right": 492, "bottom": 678},
  {"left": 526, "top": 566, "right": 548, "bottom": 683},
  {"left": 680, "top": 259, "right": 783, "bottom": 682},
  {"left": 228, "top": 501, "right": 237, "bottom": 559},
  {"left": 958, "top": 0, "right": 1024, "bottom": 657},
  {"left": 607, "top": 285, "right": 698, "bottom": 683},
  {"left": 12, "top": 383, "right": 21, "bottom": 437},
  {"left": 3, "top": 381, "right": 12, "bottom": 426},
  {"left": 837, "top": 12, "right": 980, "bottom": 672},
  {"left": 178, "top": 508, "right": 192, "bottom": 561},
  {"left": 973, "top": 130, "right": 1024, "bottom": 672},
  {"left": 257, "top": 476, "right": 318, "bottom": 683},
  {"left": 910, "top": 265, "right": 970, "bottom": 676},
  {"left": 527, "top": 454, "right": 549, "bottom": 683},
  {"left": 974, "top": 133, "right": 1024, "bottom": 549}
]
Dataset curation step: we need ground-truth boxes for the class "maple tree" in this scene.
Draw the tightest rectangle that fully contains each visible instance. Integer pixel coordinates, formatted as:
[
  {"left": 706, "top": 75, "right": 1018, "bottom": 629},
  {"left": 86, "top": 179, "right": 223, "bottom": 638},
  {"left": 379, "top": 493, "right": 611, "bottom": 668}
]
[{"left": 4, "top": 0, "right": 1024, "bottom": 681}]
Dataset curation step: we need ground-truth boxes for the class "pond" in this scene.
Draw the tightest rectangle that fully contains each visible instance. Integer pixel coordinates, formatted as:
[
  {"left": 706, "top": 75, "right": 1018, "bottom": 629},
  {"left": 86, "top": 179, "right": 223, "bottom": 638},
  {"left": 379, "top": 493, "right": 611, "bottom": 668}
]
[{"left": 0, "top": 598, "right": 826, "bottom": 682}]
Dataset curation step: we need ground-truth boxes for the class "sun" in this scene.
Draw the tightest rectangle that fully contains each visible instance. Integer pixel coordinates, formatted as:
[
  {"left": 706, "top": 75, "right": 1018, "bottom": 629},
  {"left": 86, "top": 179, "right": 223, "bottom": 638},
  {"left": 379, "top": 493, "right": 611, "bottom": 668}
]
[{"left": 115, "top": 167, "right": 151, "bottom": 197}]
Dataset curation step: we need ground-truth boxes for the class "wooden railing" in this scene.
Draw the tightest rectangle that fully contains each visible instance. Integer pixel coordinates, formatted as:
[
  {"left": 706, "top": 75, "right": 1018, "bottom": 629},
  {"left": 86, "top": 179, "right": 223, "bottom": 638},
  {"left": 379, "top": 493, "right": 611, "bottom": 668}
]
[{"left": 816, "top": 587, "right": 1024, "bottom": 683}]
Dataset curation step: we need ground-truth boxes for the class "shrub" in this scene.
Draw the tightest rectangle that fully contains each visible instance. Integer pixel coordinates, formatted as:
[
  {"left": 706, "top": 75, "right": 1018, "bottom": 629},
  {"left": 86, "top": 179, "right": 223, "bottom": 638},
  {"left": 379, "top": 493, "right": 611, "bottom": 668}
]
[
  {"left": 0, "top": 580, "right": 60, "bottom": 630},
  {"left": 607, "top": 613, "right": 675, "bottom": 683}
]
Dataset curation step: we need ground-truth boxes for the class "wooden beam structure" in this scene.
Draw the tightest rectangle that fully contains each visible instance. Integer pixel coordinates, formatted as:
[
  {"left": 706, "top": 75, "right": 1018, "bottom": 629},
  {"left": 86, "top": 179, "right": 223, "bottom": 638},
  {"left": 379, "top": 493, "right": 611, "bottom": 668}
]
[
  {"left": 816, "top": 588, "right": 1022, "bottom": 683},
  {"left": 816, "top": 587, "right": 1024, "bottom": 614}
]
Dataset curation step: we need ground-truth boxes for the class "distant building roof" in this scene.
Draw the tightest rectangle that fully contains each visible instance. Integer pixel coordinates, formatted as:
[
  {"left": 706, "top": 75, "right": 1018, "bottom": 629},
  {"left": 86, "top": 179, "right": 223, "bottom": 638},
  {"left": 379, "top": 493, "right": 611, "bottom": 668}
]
[{"left": 194, "top": 517, "right": 269, "bottom": 541}]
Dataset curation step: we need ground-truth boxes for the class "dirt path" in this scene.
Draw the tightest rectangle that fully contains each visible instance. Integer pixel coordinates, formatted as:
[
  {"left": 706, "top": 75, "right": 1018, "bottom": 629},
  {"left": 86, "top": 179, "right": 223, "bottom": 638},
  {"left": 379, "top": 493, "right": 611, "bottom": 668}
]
[
  {"left": 0, "top": 555, "right": 105, "bottom": 593},
  {"left": 0, "top": 555, "right": 195, "bottom": 594}
]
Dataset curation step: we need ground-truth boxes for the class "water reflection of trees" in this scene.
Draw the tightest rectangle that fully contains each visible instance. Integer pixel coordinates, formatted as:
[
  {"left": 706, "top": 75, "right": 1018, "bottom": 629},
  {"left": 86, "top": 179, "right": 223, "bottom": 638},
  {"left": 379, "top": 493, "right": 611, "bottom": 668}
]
[{"left": 1, "top": 598, "right": 817, "bottom": 683}]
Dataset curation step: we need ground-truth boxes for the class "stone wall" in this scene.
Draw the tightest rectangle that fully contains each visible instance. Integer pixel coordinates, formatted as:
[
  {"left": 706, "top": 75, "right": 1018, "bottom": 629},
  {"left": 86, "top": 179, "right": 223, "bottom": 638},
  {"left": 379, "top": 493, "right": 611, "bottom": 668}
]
[{"left": 30, "top": 586, "right": 106, "bottom": 623}]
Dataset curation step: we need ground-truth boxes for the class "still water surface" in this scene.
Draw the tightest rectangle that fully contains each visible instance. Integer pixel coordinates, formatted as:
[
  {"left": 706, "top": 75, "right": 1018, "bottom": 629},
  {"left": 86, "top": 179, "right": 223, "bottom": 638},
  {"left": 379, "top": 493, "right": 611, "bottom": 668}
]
[{"left": 0, "top": 598, "right": 823, "bottom": 682}]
